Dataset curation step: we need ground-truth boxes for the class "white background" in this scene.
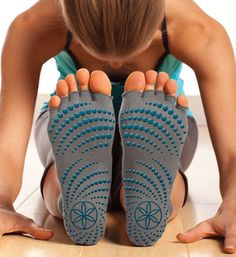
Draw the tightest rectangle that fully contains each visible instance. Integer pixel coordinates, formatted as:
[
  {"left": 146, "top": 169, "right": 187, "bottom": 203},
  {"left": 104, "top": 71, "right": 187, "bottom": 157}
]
[{"left": 0, "top": 0, "right": 235, "bottom": 94}]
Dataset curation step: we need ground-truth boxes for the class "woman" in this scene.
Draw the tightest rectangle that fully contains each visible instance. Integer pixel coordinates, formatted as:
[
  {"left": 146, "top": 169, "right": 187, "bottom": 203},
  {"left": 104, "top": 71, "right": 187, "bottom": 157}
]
[{"left": 0, "top": 0, "right": 236, "bottom": 252}]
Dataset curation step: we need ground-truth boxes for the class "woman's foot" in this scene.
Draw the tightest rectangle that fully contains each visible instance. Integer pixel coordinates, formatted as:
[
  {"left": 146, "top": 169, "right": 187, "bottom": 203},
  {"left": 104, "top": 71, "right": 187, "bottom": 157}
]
[
  {"left": 118, "top": 71, "right": 188, "bottom": 246},
  {"left": 48, "top": 69, "right": 116, "bottom": 245}
]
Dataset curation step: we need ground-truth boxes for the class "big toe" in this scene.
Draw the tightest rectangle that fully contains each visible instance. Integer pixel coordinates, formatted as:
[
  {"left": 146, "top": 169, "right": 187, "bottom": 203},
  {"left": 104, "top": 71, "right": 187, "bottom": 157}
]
[
  {"left": 124, "top": 71, "right": 145, "bottom": 92},
  {"left": 89, "top": 70, "right": 111, "bottom": 96}
]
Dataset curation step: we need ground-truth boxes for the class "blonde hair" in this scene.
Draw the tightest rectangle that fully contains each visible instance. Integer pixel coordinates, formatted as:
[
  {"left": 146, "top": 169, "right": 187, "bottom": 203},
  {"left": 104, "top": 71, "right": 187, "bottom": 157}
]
[{"left": 59, "top": 0, "right": 164, "bottom": 57}]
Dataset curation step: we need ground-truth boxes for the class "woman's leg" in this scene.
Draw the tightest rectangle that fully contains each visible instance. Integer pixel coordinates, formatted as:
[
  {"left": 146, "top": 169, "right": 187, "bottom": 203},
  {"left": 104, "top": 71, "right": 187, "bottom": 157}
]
[{"left": 117, "top": 70, "right": 192, "bottom": 238}]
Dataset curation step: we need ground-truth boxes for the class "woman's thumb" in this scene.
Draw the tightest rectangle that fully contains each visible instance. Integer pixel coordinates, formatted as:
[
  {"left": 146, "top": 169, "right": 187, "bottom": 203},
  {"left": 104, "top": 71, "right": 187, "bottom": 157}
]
[
  {"left": 27, "top": 222, "right": 54, "bottom": 240},
  {"left": 176, "top": 219, "right": 217, "bottom": 243}
]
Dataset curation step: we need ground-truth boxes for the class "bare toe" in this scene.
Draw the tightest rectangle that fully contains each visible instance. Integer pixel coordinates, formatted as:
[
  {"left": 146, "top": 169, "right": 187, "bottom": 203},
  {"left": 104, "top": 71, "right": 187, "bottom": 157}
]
[
  {"left": 65, "top": 74, "right": 78, "bottom": 93},
  {"left": 56, "top": 80, "right": 69, "bottom": 97},
  {"left": 76, "top": 68, "right": 90, "bottom": 91},
  {"left": 124, "top": 71, "right": 145, "bottom": 92},
  {"left": 89, "top": 70, "right": 111, "bottom": 96},
  {"left": 49, "top": 95, "right": 61, "bottom": 108},
  {"left": 177, "top": 95, "right": 188, "bottom": 108},
  {"left": 165, "top": 79, "right": 178, "bottom": 97},
  {"left": 145, "top": 70, "right": 158, "bottom": 91},
  {"left": 156, "top": 72, "right": 169, "bottom": 91}
]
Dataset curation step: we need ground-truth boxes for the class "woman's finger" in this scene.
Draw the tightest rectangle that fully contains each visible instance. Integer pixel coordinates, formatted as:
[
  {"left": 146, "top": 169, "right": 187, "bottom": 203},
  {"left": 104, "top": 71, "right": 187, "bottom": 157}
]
[
  {"left": 26, "top": 222, "right": 54, "bottom": 240},
  {"left": 5, "top": 217, "right": 54, "bottom": 240},
  {"left": 176, "top": 218, "right": 218, "bottom": 243},
  {"left": 224, "top": 231, "right": 236, "bottom": 254}
]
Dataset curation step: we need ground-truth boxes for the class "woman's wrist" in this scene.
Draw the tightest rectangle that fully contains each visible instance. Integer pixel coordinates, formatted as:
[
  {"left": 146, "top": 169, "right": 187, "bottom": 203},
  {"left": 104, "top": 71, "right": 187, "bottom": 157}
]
[
  {"left": 219, "top": 157, "right": 236, "bottom": 197},
  {"left": 220, "top": 172, "right": 236, "bottom": 205}
]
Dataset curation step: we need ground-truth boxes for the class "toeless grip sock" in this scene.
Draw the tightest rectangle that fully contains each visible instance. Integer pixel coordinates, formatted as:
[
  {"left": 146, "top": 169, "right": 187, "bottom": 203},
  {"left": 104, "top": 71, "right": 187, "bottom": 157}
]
[
  {"left": 118, "top": 90, "right": 188, "bottom": 246},
  {"left": 47, "top": 90, "right": 116, "bottom": 245}
]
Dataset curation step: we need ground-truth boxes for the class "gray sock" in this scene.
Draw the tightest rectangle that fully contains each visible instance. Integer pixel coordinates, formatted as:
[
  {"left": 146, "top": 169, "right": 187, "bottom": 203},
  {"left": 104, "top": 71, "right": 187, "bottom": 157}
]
[
  {"left": 118, "top": 90, "right": 188, "bottom": 246},
  {"left": 47, "top": 90, "right": 115, "bottom": 245}
]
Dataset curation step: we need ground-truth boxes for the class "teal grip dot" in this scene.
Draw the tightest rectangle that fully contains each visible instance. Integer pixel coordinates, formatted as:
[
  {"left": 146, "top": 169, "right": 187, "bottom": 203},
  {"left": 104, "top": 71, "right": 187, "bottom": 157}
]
[
  {"left": 68, "top": 105, "right": 74, "bottom": 111},
  {"left": 130, "top": 133, "right": 135, "bottom": 139},
  {"left": 173, "top": 114, "right": 178, "bottom": 119},
  {"left": 80, "top": 111, "right": 86, "bottom": 116},
  {"left": 86, "top": 127, "right": 91, "bottom": 133},
  {"left": 127, "top": 124, "right": 132, "bottom": 129},
  {"left": 106, "top": 133, "right": 112, "bottom": 139},
  {"left": 139, "top": 125, "right": 144, "bottom": 131},
  {"left": 151, "top": 110, "right": 156, "bottom": 116}
]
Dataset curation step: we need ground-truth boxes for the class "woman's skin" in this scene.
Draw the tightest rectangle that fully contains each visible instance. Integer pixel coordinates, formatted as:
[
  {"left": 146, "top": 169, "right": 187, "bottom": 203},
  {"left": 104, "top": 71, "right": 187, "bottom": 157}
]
[{"left": 0, "top": 0, "right": 236, "bottom": 253}]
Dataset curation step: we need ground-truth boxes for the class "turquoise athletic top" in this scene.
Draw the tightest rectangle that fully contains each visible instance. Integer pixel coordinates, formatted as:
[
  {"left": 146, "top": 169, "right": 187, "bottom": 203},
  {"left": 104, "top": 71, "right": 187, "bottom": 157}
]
[{"left": 40, "top": 16, "right": 193, "bottom": 118}]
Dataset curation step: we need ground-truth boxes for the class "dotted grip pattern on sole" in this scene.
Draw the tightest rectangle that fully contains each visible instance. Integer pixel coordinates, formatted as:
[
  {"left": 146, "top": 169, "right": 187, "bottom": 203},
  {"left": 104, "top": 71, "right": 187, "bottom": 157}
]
[
  {"left": 47, "top": 90, "right": 115, "bottom": 245},
  {"left": 118, "top": 90, "right": 188, "bottom": 246}
]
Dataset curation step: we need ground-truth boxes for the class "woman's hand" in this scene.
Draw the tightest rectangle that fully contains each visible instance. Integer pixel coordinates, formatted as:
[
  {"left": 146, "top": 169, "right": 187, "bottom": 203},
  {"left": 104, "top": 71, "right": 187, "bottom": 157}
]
[
  {"left": 0, "top": 204, "right": 54, "bottom": 240},
  {"left": 176, "top": 200, "right": 236, "bottom": 254}
]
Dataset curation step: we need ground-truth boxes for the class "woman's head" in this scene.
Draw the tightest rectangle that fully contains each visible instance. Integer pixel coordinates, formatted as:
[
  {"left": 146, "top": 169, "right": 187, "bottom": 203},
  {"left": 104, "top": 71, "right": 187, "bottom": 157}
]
[{"left": 59, "top": 0, "right": 164, "bottom": 61}]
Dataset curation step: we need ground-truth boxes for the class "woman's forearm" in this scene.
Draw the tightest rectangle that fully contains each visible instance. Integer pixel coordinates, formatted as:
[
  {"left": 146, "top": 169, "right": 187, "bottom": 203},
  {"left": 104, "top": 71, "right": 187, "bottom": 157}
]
[
  {"left": 0, "top": 153, "right": 23, "bottom": 205},
  {"left": 0, "top": 17, "right": 43, "bottom": 205}
]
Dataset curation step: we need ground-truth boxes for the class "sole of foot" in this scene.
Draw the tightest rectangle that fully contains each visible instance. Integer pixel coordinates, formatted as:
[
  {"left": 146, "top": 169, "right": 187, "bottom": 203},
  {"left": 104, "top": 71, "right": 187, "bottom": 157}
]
[
  {"left": 119, "top": 71, "right": 188, "bottom": 246},
  {"left": 48, "top": 69, "right": 116, "bottom": 245}
]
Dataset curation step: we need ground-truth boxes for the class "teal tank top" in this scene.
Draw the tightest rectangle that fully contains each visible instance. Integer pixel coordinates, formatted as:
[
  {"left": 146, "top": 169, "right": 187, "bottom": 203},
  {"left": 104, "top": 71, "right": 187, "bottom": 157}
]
[{"left": 39, "top": 51, "right": 193, "bottom": 118}]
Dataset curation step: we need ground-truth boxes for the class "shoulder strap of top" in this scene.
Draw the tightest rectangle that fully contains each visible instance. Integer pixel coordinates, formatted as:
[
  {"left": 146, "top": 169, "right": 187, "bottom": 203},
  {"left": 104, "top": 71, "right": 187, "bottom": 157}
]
[
  {"left": 161, "top": 15, "right": 170, "bottom": 53},
  {"left": 64, "top": 30, "right": 73, "bottom": 49}
]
